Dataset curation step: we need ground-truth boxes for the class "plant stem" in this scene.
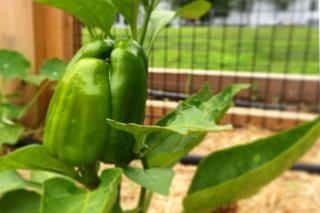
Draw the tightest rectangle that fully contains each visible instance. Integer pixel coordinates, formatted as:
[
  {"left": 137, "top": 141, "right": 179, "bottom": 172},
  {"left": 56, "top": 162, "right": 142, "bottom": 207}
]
[
  {"left": 138, "top": 187, "right": 147, "bottom": 213},
  {"left": 18, "top": 80, "right": 51, "bottom": 119},
  {"left": 79, "top": 164, "right": 100, "bottom": 190},
  {"left": 139, "top": 0, "right": 155, "bottom": 46},
  {"left": 143, "top": 191, "right": 153, "bottom": 211},
  {"left": 137, "top": 159, "right": 151, "bottom": 213}
]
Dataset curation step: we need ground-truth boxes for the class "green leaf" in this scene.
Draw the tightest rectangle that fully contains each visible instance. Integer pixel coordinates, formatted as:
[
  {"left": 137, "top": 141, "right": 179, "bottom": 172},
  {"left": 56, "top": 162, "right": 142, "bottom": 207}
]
[
  {"left": 183, "top": 117, "right": 320, "bottom": 212},
  {"left": 144, "top": 10, "right": 176, "bottom": 53},
  {"left": 24, "top": 58, "right": 66, "bottom": 85},
  {"left": 0, "top": 49, "right": 30, "bottom": 79},
  {"left": 40, "top": 168, "right": 122, "bottom": 213},
  {"left": 106, "top": 104, "right": 230, "bottom": 155},
  {"left": 0, "top": 190, "right": 41, "bottom": 213},
  {"left": 176, "top": 0, "right": 211, "bottom": 19},
  {"left": 0, "top": 103, "right": 21, "bottom": 120},
  {"left": 107, "top": 107, "right": 230, "bottom": 136},
  {"left": 39, "top": 58, "right": 66, "bottom": 80},
  {"left": 34, "top": 0, "right": 117, "bottom": 35},
  {"left": 0, "top": 171, "right": 40, "bottom": 195},
  {"left": 112, "top": 0, "right": 140, "bottom": 39},
  {"left": 144, "top": 1, "right": 211, "bottom": 52},
  {"left": 124, "top": 167, "right": 174, "bottom": 195},
  {"left": 30, "top": 170, "right": 65, "bottom": 184},
  {"left": 0, "top": 122, "right": 24, "bottom": 148},
  {"left": 144, "top": 84, "right": 249, "bottom": 168},
  {"left": 0, "top": 145, "right": 78, "bottom": 179}
]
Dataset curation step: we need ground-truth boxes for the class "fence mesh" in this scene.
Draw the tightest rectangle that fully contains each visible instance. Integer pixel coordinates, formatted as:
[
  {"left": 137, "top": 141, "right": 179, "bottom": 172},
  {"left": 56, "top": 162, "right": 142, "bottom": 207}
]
[{"left": 73, "top": 0, "right": 319, "bottom": 130}]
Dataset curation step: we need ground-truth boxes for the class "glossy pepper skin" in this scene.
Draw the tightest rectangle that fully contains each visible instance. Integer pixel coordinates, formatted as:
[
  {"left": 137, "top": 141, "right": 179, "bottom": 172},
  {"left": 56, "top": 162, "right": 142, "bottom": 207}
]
[
  {"left": 67, "top": 40, "right": 114, "bottom": 70},
  {"left": 103, "top": 40, "right": 148, "bottom": 165},
  {"left": 43, "top": 58, "right": 112, "bottom": 166},
  {"left": 43, "top": 39, "right": 147, "bottom": 166}
]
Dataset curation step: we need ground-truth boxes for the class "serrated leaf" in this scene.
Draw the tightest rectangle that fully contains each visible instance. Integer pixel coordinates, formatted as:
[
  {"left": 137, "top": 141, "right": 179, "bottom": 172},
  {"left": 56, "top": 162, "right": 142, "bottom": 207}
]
[
  {"left": 0, "top": 145, "right": 78, "bottom": 179},
  {"left": 183, "top": 117, "right": 320, "bottom": 212},
  {"left": 0, "top": 190, "right": 41, "bottom": 213},
  {"left": 24, "top": 58, "right": 67, "bottom": 85},
  {"left": 0, "top": 122, "right": 24, "bottom": 148},
  {"left": 144, "top": 84, "right": 249, "bottom": 168},
  {"left": 34, "top": 0, "right": 117, "bottom": 35},
  {"left": 40, "top": 168, "right": 122, "bottom": 213},
  {"left": 0, "top": 49, "right": 30, "bottom": 79},
  {"left": 176, "top": 0, "right": 211, "bottom": 19},
  {"left": 39, "top": 58, "right": 66, "bottom": 80},
  {"left": 124, "top": 167, "right": 174, "bottom": 195}
]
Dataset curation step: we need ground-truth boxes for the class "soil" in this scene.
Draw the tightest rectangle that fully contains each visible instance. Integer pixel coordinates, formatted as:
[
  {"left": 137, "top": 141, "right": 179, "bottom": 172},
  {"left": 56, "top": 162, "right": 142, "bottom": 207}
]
[{"left": 121, "top": 125, "right": 320, "bottom": 213}]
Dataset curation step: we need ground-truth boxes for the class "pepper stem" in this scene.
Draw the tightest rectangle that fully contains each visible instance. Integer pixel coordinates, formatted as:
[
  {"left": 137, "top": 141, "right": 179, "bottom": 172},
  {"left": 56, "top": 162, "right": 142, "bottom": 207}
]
[{"left": 79, "top": 163, "right": 100, "bottom": 189}]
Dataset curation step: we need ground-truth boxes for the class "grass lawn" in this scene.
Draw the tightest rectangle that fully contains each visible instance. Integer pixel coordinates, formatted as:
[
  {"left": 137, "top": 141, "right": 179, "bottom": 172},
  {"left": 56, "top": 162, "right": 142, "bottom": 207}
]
[{"left": 84, "top": 26, "right": 319, "bottom": 74}]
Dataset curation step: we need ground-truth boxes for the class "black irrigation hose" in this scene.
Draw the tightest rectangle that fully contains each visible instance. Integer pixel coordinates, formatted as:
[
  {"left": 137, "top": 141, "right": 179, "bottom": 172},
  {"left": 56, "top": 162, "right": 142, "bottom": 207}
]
[{"left": 180, "top": 155, "right": 320, "bottom": 175}]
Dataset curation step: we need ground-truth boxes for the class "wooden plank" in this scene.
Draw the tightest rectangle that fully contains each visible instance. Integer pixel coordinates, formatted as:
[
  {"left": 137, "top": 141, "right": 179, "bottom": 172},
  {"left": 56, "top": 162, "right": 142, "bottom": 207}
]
[
  {"left": 32, "top": 3, "right": 76, "bottom": 126},
  {"left": 148, "top": 68, "right": 320, "bottom": 106},
  {"left": 0, "top": 0, "right": 39, "bottom": 127},
  {"left": 145, "top": 100, "right": 318, "bottom": 130},
  {"left": 0, "top": 0, "right": 35, "bottom": 95},
  {"left": 0, "top": 1, "right": 77, "bottom": 127}
]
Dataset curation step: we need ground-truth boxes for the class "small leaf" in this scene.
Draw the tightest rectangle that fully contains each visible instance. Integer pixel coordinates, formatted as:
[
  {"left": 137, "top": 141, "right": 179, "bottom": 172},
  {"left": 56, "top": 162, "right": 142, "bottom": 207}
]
[
  {"left": 112, "top": 0, "right": 140, "bottom": 39},
  {"left": 0, "top": 190, "right": 41, "bottom": 213},
  {"left": 144, "top": 1, "right": 211, "bottom": 52},
  {"left": 176, "top": 0, "right": 211, "bottom": 19},
  {"left": 41, "top": 168, "right": 122, "bottom": 213},
  {"left": 0, "top": 122, "right": 24, "bottom": 148},
  {"left": 0, "top": 171, "right": 40, "bottom": 195},
  {"left": 0, "top": 49, "right": 30, "bottom": 79},
  {"left": 183, "top": 117, "right": 320, "bottom": 211},
  {"left": 144, "top": 10, "right": 176, "bottom": 53},
  {"left": 24, "top": 58, "right": 67, "bottom": 85},
  {"left": 0, "top": 145, "right": 78, "bottom": 179},
  {"left": 144, "top": 84, "right": 249, "bottom": 167},
  {"left": 0, "top": 103, "right": 21, "bottom": 120},
  {"left": 124, "top": 167, "right": 174, "bottom": 195},
  {"left": 34, "top": 0, "right": 117, "bottom": 35}
]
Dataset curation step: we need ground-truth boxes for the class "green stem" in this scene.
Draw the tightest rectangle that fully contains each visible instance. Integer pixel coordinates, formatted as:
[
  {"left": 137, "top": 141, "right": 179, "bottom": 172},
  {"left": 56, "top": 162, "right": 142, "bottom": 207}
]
[
  {"left": 139, "top": 0, "right": 156, "bottom": 46},
  {"left": 143, "top": 191, "right": 153, "bottom": 212},
  {"left": 137, "top": 159, "right": 150, "bottom": 213},
  {"left": 138, "top": 187, "right": 147, "bottom": 213},
  {"left": 79, "top": 164, "right": 100, "bottom": 190},
  {"left": 18, "top": 80, "right": 51, "bottom": 119}
]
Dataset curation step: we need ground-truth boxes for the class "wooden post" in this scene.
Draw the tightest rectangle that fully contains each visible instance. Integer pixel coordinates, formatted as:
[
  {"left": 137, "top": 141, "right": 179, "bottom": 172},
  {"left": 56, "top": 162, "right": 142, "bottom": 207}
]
[
  {"left": 32, "top": 3, "right": 76, "bottom": 126},
  {"left": 0, "top": 0, "right": 77, "bottom": 127}
]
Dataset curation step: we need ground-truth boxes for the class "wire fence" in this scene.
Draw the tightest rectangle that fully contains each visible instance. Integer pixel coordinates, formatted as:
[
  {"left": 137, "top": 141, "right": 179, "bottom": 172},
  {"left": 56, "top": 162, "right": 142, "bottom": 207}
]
[{"left": 73, "top": 0, "right": 319, "bottom": 130}]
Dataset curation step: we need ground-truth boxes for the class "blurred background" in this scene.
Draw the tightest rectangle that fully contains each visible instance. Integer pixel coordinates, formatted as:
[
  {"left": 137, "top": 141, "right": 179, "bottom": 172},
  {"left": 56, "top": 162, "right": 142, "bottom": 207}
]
[
  {"left": 0, "top": 1, "right": 319, "bottom": 211},
  {"left": 89, "top": 0, "right": 319, "bottom": 130},
  {"left": 0, "top": 0, "right": 319, "bottom": 131}
]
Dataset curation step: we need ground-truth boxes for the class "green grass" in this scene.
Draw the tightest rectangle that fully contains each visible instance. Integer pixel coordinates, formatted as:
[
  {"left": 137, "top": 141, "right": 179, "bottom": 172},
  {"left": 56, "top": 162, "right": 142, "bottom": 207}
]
[{"left": 84, "top": 26, "right": 319, "bottom": 74}]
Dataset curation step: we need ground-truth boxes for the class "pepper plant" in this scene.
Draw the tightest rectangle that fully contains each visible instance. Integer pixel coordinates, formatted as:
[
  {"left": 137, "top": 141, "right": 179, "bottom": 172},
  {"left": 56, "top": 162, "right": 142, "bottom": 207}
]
[
  {"left": 0, "top": 50, "right": 66, "bottom": 151},
  {"left": 0, "top": 0, "right": 319, "bottom": 213}
]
